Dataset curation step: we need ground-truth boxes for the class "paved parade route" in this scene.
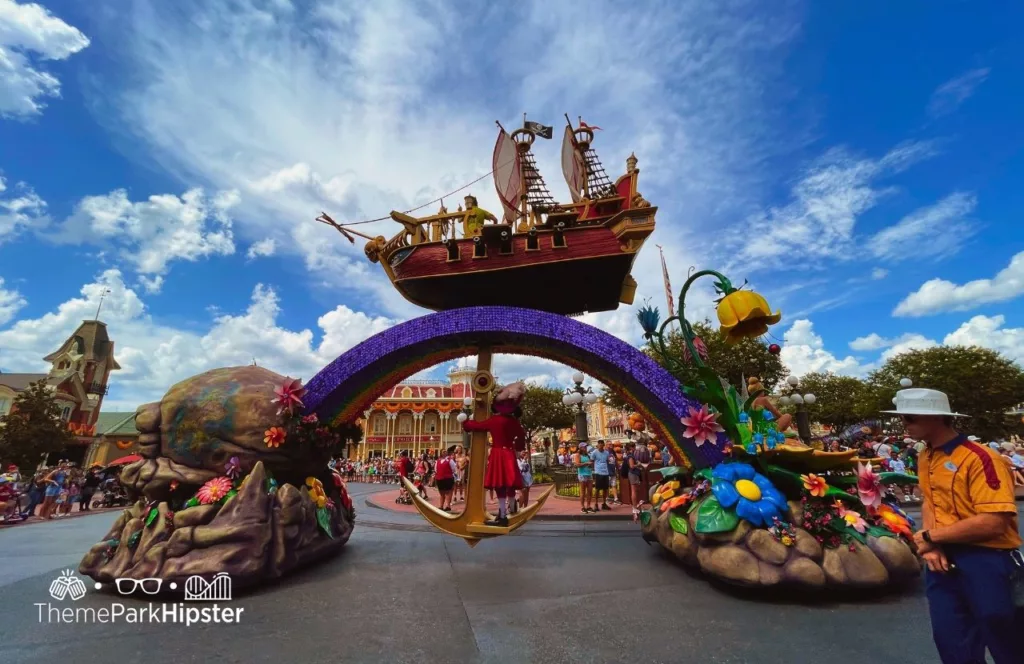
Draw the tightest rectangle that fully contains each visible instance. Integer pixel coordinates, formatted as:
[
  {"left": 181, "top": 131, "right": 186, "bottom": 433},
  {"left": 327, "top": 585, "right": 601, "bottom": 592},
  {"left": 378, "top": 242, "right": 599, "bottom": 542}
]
[{"left": 0, "top": 483, "right": 1008, "bottom": 664}]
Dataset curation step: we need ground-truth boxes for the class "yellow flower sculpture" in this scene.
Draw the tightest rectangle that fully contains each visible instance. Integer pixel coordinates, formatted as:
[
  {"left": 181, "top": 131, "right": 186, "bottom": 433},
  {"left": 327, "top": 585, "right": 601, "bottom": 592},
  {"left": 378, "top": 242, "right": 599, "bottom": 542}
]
[
  {"left": 716, "top": 290, "right": 782, "bottom": 345},
  {"left": 305, "top": 477, "right": 328, "bottom": 509}
]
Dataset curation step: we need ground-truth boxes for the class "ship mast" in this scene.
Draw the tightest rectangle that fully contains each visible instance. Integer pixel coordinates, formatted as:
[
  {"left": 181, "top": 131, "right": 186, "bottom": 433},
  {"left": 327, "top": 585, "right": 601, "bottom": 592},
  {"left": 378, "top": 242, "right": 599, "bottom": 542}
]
[
  {"left": 511, "top": 122, "right": 556, "bottom": 231},
  {"left": 572, "top": 117, "right": 615, "bottom": 199}
]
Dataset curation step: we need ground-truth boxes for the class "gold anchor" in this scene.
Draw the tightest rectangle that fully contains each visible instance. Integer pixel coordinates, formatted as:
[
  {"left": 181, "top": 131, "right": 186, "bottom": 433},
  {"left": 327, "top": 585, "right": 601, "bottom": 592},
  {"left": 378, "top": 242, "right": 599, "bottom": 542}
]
[{"left": 401, "top": 346, "right": 554, "bottom": 546}]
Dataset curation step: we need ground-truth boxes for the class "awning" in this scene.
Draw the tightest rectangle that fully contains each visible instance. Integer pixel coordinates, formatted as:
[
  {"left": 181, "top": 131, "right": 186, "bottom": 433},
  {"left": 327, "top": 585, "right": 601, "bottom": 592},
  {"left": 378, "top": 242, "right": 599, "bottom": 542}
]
[{"left": 107, "top": 454, "right": 142, "bottom": 467}]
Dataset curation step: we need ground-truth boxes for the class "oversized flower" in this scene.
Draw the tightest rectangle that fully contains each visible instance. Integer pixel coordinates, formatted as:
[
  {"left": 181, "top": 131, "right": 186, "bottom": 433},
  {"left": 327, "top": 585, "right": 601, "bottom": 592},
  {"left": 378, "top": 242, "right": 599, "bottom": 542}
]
[
  {"left": 264, "top": 426, "right": 286, "bottom": 448},
  {"left": 681, "top": 335, "right": 709, "bottom": 364},
  {"left": 839, "top": 507, "right": 867, "bottom": 533},
  {"left": 273, "top": 377, "right": 307, "bottom": 415},
  {"left": 716, "top": 289, "right": 782, "bottom": 345},
  {"left": 196, "top": 477, "right": 233, "bottom": 505},
  {"left": 224, "top": 456, "right": 242, "bottom": 480},
  {"left": 874, "top": 503, "right": 913, "bottom": 538},
  {"left": 306, "top": 477, "right": 328, "bottom": 508},
  {"left": 801, "top": 473, "right": 828, "bottom": 498},
  {"left": 856, "top": 462, "right": 882, "bottom": 509},
  {"left": 711, "top": 463, "right": 788, "bottom": 527},
  {"left": 636, "top": 304, "right": 661, "bottom": 338},
  {"left": 302, "top": 413, "right": 319, "bottom": 424},
  {"left": 681, "top": 404, "right": 725, "bottom": 447},
  {"left": 660, "top": 494, "right": 691, "bottom": 513}
]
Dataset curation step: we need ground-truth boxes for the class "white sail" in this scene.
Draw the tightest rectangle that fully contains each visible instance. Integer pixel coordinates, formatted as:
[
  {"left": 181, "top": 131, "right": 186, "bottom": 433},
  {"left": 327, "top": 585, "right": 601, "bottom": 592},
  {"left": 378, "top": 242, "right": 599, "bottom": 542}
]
[
  {"left": 492, "top": 128, "right": 521, "bottom": 223},
  {"left": 561, "top": 125, "right": 585, "bottom": 203}
]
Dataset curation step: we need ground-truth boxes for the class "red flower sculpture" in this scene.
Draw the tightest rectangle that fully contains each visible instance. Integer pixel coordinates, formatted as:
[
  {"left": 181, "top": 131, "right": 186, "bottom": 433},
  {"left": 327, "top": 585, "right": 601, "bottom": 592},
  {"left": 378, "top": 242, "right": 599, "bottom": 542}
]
[
  {"left": 681, "top": 335, "right": 709, "bottom": 364},
  {"left": 273, "top": 377, "right": 307, "bottom": 416}
]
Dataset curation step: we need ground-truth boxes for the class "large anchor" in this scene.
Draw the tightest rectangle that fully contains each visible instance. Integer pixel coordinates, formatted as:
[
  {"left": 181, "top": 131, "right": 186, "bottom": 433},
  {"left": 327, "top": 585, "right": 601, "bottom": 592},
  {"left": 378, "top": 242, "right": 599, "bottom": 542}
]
[{"left": 401, "top": 346, "right": 554, "bottom": 546}]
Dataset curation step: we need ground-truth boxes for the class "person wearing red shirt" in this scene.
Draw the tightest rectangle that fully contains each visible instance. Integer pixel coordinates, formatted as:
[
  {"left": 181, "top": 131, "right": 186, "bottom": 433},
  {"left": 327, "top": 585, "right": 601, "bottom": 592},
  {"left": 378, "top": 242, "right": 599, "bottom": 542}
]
[
  {"left": 463, "top": 382, "right": 526, "bottom": 527},
  {"left": 434, "top": 447, "right": 457, "bottom": 512}
]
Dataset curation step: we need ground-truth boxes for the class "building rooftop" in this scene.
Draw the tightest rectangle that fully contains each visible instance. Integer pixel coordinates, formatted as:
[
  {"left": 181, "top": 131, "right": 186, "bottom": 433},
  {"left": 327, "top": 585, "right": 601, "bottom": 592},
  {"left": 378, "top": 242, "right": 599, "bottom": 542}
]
[
  {"left": 94, "top": 411, "right": 138, "bottom": 436},
  {"left": 0, "top": 373, "right": 49, "bottom": 391}
]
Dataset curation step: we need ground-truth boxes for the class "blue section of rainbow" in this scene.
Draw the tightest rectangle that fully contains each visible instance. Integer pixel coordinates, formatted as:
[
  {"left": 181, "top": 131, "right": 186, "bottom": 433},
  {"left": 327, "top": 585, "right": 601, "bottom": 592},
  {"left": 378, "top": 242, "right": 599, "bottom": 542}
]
[{"left": 302, "top": 306, "right": 723, "bottom": 468}]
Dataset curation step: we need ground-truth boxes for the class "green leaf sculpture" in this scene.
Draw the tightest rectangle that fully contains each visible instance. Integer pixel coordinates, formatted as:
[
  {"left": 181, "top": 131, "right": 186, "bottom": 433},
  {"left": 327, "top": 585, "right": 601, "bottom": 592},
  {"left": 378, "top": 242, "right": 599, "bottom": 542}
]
[
  {"left": 315, "top": 505, "right": 334, "bottom": 538},
  {"left": 669, "top": 513, "right": 689, "bottom": 535},
  {"left": 145, "top": 507, "right": 159, "bottom": 528},
  {"left": 693, "top": 495, "right": 740, "bottom": 534},
  {"left": 127, "top": 531, "right": 142, "bottom": 550},
  {"left": 639, "top": 510, "right": 652, "bottom": 527}
]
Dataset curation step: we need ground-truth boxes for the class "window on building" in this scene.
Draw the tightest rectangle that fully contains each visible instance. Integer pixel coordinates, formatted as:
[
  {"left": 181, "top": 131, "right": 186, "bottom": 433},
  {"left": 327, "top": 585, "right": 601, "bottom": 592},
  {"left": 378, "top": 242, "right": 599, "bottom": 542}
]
[
  {"left": 60, "top": 406, "right": 72, "bottom": 422},
  {"left": 0, "top": 398, "right": 9, "bottom": 416},
  {"left": 426, "top": 389, "right": 436, "bottom": 398},
  {"left": 399, "top": 413, "right": 413, "bottom": 434},
  {"left": 425, "top": 413, "right": 438, "bottom": 433},
  {"left": 372, "top": 413, "right": 386, "bottom": 434},
  {"left": 401, "top": 387, "right": 412, "bottom": 399}
]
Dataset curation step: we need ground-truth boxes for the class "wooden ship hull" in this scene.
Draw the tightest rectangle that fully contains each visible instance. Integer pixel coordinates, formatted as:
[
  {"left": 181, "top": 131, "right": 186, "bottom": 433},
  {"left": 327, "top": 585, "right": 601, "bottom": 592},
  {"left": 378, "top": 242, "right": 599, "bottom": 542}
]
[
  {"left": 320, "top": 118, "right": 658, "bottom": 316},
  {"left": 383, "top": 207, "right": 656, "bottom": 315}
]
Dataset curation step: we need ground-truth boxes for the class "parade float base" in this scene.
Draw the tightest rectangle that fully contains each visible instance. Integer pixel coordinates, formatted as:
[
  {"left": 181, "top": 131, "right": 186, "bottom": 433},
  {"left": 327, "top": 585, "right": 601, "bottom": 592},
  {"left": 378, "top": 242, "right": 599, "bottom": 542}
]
[{"left": 640, "top": 499, "right": 921, "bottom": 591}]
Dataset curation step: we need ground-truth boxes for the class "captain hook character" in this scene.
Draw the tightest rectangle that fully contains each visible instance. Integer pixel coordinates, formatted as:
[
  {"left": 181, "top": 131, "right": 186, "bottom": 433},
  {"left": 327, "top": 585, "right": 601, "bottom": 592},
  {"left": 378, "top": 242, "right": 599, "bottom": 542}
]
[{"left": 462, "top": 381, "right": 527, "bottom": 527}]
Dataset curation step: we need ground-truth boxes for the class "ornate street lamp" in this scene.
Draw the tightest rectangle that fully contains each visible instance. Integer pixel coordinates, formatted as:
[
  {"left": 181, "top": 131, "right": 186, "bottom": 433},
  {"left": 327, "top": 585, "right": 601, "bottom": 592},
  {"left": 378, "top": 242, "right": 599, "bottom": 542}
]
[
  {"left": 563, "top": 372, "right": 599, "bottom": 443},
  {"left": 777, "top": 375, "right": 816, "bottom": 444},
  {"left": 457, "top": 397, "right": 474, "bottom": 449}
]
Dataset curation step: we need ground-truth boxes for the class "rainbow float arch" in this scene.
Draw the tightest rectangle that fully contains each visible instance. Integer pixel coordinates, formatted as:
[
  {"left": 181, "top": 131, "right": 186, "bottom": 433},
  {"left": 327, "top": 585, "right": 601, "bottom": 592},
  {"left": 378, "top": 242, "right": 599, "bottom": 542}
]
[{"left": 303, "top": 306, "right": 724, "bottom": 469}]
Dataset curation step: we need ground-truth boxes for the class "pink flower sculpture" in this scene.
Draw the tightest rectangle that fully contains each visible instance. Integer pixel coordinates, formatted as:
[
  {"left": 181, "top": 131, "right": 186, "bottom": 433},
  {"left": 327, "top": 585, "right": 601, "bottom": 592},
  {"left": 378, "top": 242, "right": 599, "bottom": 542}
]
[
  {"left": 273, "top": 377, "right": 306, "bottom": 415},
  {"left": 302, "top": 413, "right": 319, "bottom": 424},
  {"left": 196, "top": 477, "right": 233, "bottom": 505},
  {"left": 224, "top": 456, "right": 242, "bottom": 480},
  {"left": 681, "top": 335, "right": 709, "bottom": 364},
  {"left": 839, "top": 507, "right": 868, "bottom": 533},
  {"left": 681, "top": 404, "right": 725, "bottom": 447},
  {"left": 856, "top": 462, "right": 882, "bottom": 509}
]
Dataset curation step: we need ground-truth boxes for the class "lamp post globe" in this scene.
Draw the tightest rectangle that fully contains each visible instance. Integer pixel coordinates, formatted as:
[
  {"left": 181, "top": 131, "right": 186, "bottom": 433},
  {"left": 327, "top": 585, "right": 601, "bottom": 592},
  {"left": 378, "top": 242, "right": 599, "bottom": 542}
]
[
  {"left": 790, "top": 393, "right": 804, "bottom": 405},
  {"left": 456, "top": 412, "right": 468, "bottom": 423},
  {"left": 584, "top": 392, "right": 599, "bottom": 405},
  {"left": 899, "top": 377, "right": 913, "bottom": 388},
  {"left": 787, "top": 375, "right": 800, "bottom": 387},
  {"left": 562, "top": 394, "right": 573, "bottom": 406},
  {"left": 572, "top": 371, "right": 585, "bottom": 385},
  {"left": 778, "top": 395, "right": 792, "bottom": 406},
  {"left": 803, "top": 393, "right": 816, "bottom": 405},
  {"left": 463, "top": 397, "right": 474, "bottom": 407}
]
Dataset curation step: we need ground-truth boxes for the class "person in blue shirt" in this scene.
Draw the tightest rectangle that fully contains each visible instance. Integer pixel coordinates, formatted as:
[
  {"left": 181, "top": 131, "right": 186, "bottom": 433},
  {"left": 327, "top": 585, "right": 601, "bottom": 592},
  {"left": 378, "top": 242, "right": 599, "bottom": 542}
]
[
  {"left": 591, "top": 440, "right": 612, "bottom": 511},
  {"left": 574, "top": 443, "right": 594, "bottom": 514}
]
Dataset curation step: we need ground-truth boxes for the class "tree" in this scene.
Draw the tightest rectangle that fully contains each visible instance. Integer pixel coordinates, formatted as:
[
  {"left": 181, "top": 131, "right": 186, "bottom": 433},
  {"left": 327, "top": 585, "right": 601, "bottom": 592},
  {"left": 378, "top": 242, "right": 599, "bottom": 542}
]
[
  {"left": 865, "top": 346, "right": 1024, "bottom": 440},
  {"left": 0, "top": 380, "right": 74, "bottom": 470},
  {"left": 646, "top": 320, "right": 787, "bottom": 392},
  {"left": 796, "top": 372, "right": 875, "bottom": 431},
  {"left": 518, "top": 384, "right": 576, "bottom": 442},
  {"left": 600, "top": 386, "right": 634, "bottom": 414}
]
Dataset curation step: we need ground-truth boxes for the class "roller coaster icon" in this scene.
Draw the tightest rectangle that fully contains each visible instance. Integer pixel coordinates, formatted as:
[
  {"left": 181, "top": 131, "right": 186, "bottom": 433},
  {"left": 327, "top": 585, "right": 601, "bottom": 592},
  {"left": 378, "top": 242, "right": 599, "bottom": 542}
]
[{"left": 183, "top": 572, "right": 232, "bottom": 601}]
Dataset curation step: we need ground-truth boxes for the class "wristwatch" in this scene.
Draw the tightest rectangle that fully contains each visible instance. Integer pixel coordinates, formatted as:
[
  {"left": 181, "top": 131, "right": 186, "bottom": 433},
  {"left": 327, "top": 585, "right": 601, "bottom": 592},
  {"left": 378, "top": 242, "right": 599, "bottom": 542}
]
[{"left": 922, "top": 530, "right": 932, "bottom": 544}]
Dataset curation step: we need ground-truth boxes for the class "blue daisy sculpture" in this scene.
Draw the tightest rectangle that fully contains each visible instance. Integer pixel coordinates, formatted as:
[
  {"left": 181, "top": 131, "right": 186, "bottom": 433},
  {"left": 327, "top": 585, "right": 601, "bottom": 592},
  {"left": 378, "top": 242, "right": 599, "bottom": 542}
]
[{"left": 711, "top": 463, "right": 788, "bottom": 527}]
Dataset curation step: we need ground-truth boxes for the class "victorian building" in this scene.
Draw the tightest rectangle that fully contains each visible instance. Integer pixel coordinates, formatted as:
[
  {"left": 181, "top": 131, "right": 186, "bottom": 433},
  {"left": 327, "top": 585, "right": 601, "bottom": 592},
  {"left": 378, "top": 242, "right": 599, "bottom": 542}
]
[
  {"left": 357, "top": 366, "right": 482, "bottom": 459},
  {"left": 0, "top": 319, "right": 121, "bottom": 465}
]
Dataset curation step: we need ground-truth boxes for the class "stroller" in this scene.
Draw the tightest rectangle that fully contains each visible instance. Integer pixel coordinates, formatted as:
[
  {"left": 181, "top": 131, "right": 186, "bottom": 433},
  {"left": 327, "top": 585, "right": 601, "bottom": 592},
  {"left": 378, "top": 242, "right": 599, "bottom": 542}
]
[{"left": 395, "top": 473, "right": 428, "bottom": 504}]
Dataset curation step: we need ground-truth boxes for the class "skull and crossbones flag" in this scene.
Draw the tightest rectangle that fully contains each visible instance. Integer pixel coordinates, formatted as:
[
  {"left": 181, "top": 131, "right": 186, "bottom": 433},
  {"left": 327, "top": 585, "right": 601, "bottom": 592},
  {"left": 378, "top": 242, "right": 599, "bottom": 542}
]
[{"left": 524, "top": 121, "right": 553, "bottom": 139}]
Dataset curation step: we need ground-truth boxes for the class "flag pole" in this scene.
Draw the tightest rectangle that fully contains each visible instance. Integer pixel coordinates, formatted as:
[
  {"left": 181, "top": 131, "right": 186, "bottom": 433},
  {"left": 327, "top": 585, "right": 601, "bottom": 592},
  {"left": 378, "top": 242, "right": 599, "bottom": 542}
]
[{"left": 657, "top": 245, "right": 679, "bottom": 332}]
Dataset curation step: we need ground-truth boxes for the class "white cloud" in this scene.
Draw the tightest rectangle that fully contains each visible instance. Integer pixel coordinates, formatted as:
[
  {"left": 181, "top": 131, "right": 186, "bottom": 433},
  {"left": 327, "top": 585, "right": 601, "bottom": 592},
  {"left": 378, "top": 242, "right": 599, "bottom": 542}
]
[
  {"left": 849, "top": 331, "right": 939, "bottom": 357},
  {"left": 54, "top": 187, "right": 239, "bottom": 293},
  {"left": 731, "top": 141, "right": 937, "bottom": 269},
  {"left": 246, "top": 238, "right": 276, "bottom": 260},
  {"left": 879, "top": 334, "right": 938, "bottom": 362},
  {"left": 0, "top": 173, "right": 46, "bottom": 242},
  {"left": 928, "top": 67, "right": 990, "bottom": 118},
  {"left": 0, "top": 276, "right": 25, "bottom": 325},
  {"left": 871, "top": 268, "right": 888, "bottom": 280},
  {"left": 943, "top": 315, "right": 1024, "bottom": 364},
  {"left": 893, "top": 250, "right": 1024, "bottom": 317},
  {"left": 780, "top": 319, "right": 865, "bottom": 377},
  {"left": 0, "top": 269, "right": 396, "bottom": 409},
  {"left": 79, "top": 0, "right": 802, "bottom": 316},
  {"left": 0, "top": 0, "right": 89, "bottom": 118},
  {"left": 868, "top": 192, "right": 976, "bottom": 261}
]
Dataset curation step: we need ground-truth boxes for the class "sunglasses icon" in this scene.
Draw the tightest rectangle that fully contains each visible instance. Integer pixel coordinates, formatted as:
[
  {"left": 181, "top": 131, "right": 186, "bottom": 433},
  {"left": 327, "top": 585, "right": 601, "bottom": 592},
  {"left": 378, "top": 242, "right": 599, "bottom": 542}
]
[{"left": 114, "top": 578, "right": 163, "bottom": 595}]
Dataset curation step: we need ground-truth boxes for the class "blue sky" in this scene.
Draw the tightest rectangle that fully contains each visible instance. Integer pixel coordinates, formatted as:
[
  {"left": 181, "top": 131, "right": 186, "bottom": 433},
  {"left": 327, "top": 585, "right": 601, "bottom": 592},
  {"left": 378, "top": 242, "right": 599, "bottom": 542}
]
[{"left": 1, "top": 0, "right": 1022, "bottom": 410}]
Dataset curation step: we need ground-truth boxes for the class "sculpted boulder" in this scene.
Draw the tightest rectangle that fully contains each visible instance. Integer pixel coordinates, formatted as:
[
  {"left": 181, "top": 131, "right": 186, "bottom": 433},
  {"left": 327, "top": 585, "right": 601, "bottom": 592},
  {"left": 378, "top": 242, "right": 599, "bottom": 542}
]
[{"left": 79, "top": 366, "right": 355, "bottom": 591}]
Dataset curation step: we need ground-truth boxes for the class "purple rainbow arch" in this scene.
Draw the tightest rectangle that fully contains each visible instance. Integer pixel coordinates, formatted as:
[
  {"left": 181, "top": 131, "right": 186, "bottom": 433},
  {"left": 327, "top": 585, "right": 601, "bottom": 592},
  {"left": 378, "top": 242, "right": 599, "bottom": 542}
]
[{"left": 303, "top": 306, "right": 724, "bottom": 468}]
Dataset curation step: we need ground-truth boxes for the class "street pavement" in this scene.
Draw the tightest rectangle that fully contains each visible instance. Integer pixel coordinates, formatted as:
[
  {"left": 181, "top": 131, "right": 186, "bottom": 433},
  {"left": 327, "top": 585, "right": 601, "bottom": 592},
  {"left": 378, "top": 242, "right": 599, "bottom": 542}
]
[{"left": 0, "top": 482, "right": 1006, "bottom": 664}]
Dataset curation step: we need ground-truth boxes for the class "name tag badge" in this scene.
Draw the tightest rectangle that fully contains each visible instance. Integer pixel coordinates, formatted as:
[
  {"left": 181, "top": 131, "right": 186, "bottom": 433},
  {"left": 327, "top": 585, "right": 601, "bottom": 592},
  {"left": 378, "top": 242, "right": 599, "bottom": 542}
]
[{"left": 944, "top": 461, "right": 958, "bottom": 472}]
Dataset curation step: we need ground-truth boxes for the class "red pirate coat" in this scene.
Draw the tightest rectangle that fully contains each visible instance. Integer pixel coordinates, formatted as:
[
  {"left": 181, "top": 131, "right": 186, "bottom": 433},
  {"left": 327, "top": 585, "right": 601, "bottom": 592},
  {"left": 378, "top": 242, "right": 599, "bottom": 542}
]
[{"left": 464, "top": 414, "right": 526, "bottom": 490}]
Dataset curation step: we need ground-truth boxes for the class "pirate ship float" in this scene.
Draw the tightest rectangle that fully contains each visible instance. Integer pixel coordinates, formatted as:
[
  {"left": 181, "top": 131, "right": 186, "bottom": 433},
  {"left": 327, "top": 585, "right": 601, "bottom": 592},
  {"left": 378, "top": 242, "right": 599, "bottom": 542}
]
[{"left": 318, "top": 118, "right": 657, "bottom": 315}]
